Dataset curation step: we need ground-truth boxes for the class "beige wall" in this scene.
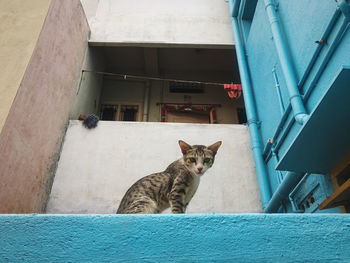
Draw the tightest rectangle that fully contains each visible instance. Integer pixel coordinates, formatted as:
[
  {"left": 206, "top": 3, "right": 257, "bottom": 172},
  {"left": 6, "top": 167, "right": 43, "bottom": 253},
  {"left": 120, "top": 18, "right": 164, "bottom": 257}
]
[
  {"left": 0, "top": 0, "right": 51, "bottom": 133},
  {"left": 0, "top": 0, "right": 90, "bottom": 213}
]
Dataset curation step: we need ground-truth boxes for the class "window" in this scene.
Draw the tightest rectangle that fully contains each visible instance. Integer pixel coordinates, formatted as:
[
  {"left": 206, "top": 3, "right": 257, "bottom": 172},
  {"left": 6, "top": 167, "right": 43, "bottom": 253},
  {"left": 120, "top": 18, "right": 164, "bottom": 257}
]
[
  {"left": 101, "top": 105, "right": 117, "bottom": 120},
  {"left": 100, "top": 104, "right": 141, "bottom": 121},
  {"left": 169, "top": 81, "right": 204, "bottom": 94},
  {"left": 119, "top": 105, "right": 139, "bottom": 121}
]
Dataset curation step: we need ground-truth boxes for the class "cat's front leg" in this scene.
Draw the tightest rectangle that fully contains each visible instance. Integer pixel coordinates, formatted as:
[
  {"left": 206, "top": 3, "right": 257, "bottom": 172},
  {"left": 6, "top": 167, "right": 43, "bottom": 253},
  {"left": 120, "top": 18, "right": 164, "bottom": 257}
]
[
  {"left": 169, "top": 193, "right": 186, "bottom": 213},
  {"left": 169, "top": 182, "right": 187, "bottom": 214}
]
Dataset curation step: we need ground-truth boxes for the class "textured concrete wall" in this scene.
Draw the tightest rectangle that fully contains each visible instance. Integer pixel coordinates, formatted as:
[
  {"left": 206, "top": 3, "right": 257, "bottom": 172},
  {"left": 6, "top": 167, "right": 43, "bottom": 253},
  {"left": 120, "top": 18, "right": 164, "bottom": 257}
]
[
  {"left": 0, "top": 0, "right": 90, "bottom": 213},
  {"left": 1, "top": 214, "right": 350, "bottom": 262},
  {"left": 85, "top": 0, "right": 234, "bottom": 47},
  {"left": 80, "top": 0, "right": 100, "bottom": 21},
  {"left": 47, "top": 121, "right": 261, "bottom": 213},
  {"left": 70, "top": 47, "right": 105, "bottom": 119},
  {"left": 0, "top": 0, "right": 51, "bottom": 132}
]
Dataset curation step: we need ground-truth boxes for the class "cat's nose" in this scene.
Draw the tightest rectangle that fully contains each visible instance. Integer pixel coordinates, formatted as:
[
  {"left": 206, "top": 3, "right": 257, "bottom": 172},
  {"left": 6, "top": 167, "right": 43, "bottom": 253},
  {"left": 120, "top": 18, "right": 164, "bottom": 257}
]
[{"left": 198, "top": 167, "right": 203, "bottom": 172}]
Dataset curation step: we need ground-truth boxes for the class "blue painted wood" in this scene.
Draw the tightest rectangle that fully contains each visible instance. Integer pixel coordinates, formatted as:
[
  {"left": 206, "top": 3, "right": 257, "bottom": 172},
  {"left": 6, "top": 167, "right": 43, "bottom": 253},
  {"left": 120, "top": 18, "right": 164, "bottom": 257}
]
[
  {"left": 277, "top": 67, "right": 350, "bottom": 173},
  {"left": 241, "top": 0, "right": 257, "bottom": 20},
  {"left": 1, "top": 214, "right": 350, "bottom": 262},
  {"left": 234, "top": 0, "right": 350, "bottom": 211}
]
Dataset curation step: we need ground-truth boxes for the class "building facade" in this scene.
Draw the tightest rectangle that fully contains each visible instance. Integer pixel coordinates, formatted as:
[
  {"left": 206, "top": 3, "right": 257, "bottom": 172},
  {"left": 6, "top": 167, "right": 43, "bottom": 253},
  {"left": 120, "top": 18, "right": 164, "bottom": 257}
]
[
  {"left": 230, "top": 0, "right": 350, "bottom": 213},
  {"left": 1, "top": 0, "right": 349, "bottom": 215},
  {"left": 1, "top": 0, "right": 350, "bottom": 261}
]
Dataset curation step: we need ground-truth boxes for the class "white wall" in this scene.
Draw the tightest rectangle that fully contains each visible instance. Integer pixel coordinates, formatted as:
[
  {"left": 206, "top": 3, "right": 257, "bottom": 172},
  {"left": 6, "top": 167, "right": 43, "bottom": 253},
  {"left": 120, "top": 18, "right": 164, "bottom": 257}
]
[
  {"left": 82, "top": 0, "right": 234, "bottom": 47},
  {"left": 46, "top": 121, "right": 262, "bottom": 213},
  {"left": 71, "top": 47, "right": 105, "bottom": 119},
  {"left": 80, "top": 0, "right": 99, "bottom": 21}
]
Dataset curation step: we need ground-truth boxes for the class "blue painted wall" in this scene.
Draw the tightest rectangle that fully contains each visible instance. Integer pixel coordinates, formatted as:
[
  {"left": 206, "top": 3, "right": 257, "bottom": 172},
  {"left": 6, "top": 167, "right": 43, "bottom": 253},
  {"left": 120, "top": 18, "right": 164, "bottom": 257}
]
[
  {"left": 1, "top": 214, "right": 350, "bottom": 262},
  {"left": 232, "top": 0, "right": 350, "bottom": 212}
]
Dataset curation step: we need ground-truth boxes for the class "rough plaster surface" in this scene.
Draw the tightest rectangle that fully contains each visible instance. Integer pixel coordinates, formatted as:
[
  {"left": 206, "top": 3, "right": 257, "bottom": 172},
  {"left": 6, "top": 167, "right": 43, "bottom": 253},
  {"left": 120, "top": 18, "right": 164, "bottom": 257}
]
[
  {"left": 1, "top": 214, "right": 350, "bottom": 262},
  {"left": 0, "top": 0, "right": 90, "bottom": 213},
  {"left": 70, "top": 47, "right": 104, "bottom": 119},
  {"left": 47, "top": 121, "right": 262, "bottom": 213},
  {"left": 0, "top": 0, "right": 51, "bottom": 132},
  {"left": 84, "top": 0, "right": 234, "bottom": 47}
]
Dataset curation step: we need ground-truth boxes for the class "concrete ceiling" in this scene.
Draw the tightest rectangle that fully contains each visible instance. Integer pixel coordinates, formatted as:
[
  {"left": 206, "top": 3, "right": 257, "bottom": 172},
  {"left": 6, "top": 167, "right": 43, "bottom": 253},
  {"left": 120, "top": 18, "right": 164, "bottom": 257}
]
[{"left": 98, "top": 46, "right": 240, "bottom": 84}]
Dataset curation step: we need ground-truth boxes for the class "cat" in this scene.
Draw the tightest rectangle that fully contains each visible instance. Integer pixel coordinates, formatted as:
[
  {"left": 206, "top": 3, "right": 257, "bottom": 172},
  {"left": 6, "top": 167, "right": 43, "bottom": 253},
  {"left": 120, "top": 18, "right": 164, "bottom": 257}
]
[{"left": 116, "top": 140, "right": 222, "bottom": 214}]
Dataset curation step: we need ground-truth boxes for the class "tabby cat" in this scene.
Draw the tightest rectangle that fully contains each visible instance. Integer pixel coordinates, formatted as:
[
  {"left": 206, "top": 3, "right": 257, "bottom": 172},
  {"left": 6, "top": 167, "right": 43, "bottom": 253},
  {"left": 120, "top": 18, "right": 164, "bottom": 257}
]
[{"left": 117, "top": 140, "right": 222, "bottom": 214}]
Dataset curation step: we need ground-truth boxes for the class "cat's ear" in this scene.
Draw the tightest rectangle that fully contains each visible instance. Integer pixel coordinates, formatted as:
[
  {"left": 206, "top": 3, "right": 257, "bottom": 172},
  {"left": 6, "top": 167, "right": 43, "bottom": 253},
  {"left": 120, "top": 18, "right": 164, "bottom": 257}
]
[
  {"left": 207, "top": 141, "right": 222, "bottom": 155},
  {"left": 178, "top": 140, "right": 192, "bottom": 155}
]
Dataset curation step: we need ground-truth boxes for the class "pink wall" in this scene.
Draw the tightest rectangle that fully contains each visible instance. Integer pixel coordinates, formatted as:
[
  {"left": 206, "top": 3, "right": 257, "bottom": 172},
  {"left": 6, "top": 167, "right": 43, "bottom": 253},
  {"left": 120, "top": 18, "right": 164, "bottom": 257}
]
[{"left": 0, "top": 0, "right": 90, "bottom": 212}]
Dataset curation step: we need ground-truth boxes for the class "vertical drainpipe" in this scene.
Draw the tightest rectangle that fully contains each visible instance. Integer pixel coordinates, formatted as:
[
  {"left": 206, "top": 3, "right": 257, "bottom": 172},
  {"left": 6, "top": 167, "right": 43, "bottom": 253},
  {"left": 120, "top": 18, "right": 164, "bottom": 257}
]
[
  {"left": 264, "top": 0, "right": 309, "bottom": 125},
  {"left": 229, "top": 0, "right": 271, "bottom": 209}
]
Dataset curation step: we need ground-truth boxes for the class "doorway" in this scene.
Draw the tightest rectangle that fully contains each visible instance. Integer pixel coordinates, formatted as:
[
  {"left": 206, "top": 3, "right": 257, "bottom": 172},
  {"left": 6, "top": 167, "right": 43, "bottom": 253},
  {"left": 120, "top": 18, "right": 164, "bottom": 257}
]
[{"left": 167, "top": 111, "right": 210, "bottom": 124}]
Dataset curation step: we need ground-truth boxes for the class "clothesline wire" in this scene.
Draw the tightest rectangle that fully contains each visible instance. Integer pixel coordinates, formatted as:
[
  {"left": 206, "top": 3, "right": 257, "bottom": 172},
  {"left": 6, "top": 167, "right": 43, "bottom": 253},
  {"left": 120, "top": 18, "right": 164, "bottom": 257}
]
[{"left": 82, "top": 69, "right": 231, "bottom": 86}]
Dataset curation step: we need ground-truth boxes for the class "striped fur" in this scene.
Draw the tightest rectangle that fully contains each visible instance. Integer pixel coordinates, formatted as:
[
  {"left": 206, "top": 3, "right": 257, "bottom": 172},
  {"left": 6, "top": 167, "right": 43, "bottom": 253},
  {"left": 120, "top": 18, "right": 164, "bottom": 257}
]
[{"left": 116, "top": 140, "right": 222, "bottom": 214}]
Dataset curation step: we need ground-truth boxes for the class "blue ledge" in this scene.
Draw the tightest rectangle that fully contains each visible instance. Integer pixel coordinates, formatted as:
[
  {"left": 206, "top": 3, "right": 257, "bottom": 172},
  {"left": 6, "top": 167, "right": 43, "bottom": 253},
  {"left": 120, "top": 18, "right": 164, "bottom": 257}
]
[
  {"left": 277, "top": 66, "right": 350, "bottom": 173},
  {"left": 1, "top": 214, "right": 350, "bottom": 262}
]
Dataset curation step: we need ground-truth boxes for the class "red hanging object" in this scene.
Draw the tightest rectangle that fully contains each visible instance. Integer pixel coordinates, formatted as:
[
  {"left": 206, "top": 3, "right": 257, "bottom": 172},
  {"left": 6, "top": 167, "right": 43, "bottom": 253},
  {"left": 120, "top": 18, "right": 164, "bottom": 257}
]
[{"left": 224, "top": 84, "right": 242, "bottom": 99}]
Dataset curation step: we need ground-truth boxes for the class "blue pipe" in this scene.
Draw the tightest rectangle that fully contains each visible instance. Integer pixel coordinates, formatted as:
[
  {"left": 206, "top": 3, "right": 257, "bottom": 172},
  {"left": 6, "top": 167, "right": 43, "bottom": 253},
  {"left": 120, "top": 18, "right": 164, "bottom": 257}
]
[
  {"left": 265, "top": 5, "right": 342, "bottom": 159},
  {"left": 271, "top": 151, "right": 283, "bottom": 184},
  {"left": 273, "top": 117, "right": 295, "bottom": 154},
  {"left": 230, "top": 0, "right": 240, "bottom": 17},
  {"left": 264, "top": 0, "right": 309, "bottom": 125},
  {"left": 263, "top": 3, "right": 349, "bottom": 213},
  {"left": 257, "top": 1, "right": 349, "bottom": 213},
  {"left": 269, "top": 5, "right": 346, "bottom": 156},
  {"left": 268, "top": 12, "right": 347, "bottom": 155},
  {"left": 262, "top": 139, "right": 273, "bottom": 160},
  {"left": 262, "top": 3, "right": 344, "bottom": 161},
  {"left": 271, "top": 15, "right": 348, "bottom": 155},
  {"left": 264, "top": 172, "right": 305, "bottom": 213},
  {"left": 272, "top": 66, "right": 285, "bottom": 114},
  {"left": 230, "top": 0, "right": 271, "bottom": 209},
  {"left": 304, "top": 15, "right": 350, "bottom": 101},
  {"left": 263, "top": 109, "right": 291, "bottom": 162},
  {"left": 298, "top": 8, "right": 342, "bottom": 89},
  {"left": 231, "top": 0, "right": 348, "bottom": 212}
]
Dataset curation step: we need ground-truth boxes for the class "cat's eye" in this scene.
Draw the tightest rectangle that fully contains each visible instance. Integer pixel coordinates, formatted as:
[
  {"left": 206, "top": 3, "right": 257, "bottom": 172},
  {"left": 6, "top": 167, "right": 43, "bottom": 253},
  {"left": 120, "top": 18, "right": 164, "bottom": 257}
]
[
  {"left": 204, "top": 158, "right": 211, "bottom": 163},
  {"left": 189, "top": 158, "right": 196, "bottom": 163}
]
